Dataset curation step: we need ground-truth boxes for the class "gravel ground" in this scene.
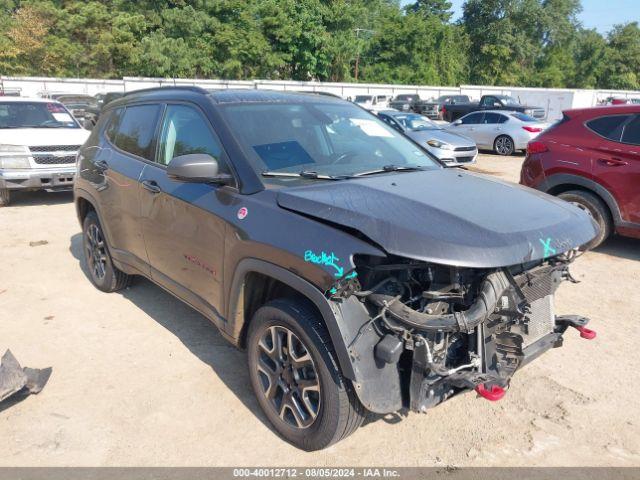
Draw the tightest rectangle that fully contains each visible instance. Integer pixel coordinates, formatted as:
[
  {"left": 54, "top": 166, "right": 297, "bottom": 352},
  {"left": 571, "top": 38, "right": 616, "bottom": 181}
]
[{"left": 1, "top": 153, "right": 639, "bottom": 466}]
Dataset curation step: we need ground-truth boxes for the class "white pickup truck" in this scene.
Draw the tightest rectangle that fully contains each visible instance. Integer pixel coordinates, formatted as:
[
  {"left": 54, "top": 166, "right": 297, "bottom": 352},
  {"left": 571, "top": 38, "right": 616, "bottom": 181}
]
[{"left": 0, "top": 97, "right": 90, "bottom": 206}]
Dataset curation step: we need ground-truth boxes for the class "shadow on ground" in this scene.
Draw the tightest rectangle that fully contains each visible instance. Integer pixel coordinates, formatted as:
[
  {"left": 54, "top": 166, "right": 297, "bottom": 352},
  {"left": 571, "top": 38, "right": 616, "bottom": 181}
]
[
  {"left": 5, "top": 190, "right": 73, "bottom": 208},
  {"left": 68, "top": 233, "right": 277, "bottom": 434},
  {"left": 593, "top": 236, "right": 640, "bottom": 261}
]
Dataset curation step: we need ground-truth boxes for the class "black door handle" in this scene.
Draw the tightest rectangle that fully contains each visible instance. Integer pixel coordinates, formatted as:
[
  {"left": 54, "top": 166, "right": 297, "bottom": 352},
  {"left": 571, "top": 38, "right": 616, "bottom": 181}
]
[
  {"left": 94, "top": 159, "right": 109, "bottom": 171},
  {"left": 141, "top": 180, "right": 162, "bottom": 194}
]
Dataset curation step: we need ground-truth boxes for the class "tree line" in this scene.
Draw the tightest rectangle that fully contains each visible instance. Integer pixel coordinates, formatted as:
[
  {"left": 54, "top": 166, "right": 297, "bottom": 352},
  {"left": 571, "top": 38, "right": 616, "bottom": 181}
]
[{"left": 0, "top": 0, "right": 638, "bottom": 90}]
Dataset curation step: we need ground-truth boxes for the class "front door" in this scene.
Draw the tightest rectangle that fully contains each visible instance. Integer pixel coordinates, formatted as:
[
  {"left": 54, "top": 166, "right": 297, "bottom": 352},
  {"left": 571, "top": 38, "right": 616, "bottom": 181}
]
[{"left": 139, "top": 103, "right": 233, "bottom": 320}]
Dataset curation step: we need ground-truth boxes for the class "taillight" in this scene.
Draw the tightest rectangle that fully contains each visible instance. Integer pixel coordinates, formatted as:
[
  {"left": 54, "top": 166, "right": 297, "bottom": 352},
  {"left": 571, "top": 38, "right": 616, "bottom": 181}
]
[
  {"left": 441, "top": 105, "right": 446, "bottom": 114},
  {"left": 527, "top": 141, "right": 548, "bottom": 154},
  {"left": 523, "top": 126, "right": 543, "bottom": 133}
]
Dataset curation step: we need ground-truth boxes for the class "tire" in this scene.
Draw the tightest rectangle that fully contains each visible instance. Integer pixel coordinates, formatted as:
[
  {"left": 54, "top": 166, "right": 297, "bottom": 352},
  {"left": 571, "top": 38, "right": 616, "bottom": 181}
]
[
  {"left": 0, "top": 188, "right": 10, "bottom": 207},
  {"left": 558, "top": 190, "right": 612, "bottom": 249},
  {"left": 247, "top": 298, "right": 365, "bottom": 451},
  {"left": 494, "top": 135, "right": 515, "bottom": 156},
  {"left": 82, "top": 210, "right": 131, "bottom": 292}
]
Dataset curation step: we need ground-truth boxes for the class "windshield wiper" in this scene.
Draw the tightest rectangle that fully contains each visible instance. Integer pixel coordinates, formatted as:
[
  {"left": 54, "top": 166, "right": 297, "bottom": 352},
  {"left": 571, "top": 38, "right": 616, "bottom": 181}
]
[
  {"left": 262, "top": 170, "right": 347, "bottom": 180},
  {"left": 349, "top": 165, "right": 427, "bottom": 177}
]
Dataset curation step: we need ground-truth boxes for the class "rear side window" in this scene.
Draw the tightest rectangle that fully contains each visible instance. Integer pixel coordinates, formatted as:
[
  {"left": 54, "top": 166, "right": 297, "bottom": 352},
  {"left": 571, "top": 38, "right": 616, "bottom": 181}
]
[
  {"left": 586, "top": 115, "right": 631, "bottom": 141},
  {"left": 621, "top": 115, "right": 640, "bottom": 145},
  {"left": 461, "top": 112, "right": 483, "bottom": 124},
  {"left": 483, "top": 113, "right": 507, "bottom": 124},
  {"left": 113, "top": 104, "right": 161, "bottom": 160},
  {"left": 105, "top": 108, "right": 123, "bottom": 142}
]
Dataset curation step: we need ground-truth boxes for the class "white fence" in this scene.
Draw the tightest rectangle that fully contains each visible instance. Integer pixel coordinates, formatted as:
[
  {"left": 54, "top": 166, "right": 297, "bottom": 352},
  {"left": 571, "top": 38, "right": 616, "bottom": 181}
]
[{"left": 2, "top": 75, "right": 639, "bottom": 121}]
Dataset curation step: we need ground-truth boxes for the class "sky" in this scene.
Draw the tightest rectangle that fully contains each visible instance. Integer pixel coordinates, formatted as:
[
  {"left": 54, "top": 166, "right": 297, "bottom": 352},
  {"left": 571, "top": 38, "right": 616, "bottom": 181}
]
[{"left": 409, "top": 0, "right": 640, "bottom": 34}]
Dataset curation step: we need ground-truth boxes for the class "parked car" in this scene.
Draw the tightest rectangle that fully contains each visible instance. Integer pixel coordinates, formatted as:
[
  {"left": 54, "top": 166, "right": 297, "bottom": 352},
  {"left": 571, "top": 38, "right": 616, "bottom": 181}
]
[
  {"left": 447, "top": 110, "right": 548, "bottom": 155},
  {"left": 0, "top": 97, "right": 90, "bottom": 206},
  {"left": 353, "top": 94, "right": 389, "bottom": 110},
  {"left": 441, "top": 94, "right": 546, "bottom": 122},
  {"left": 75, "top": 87, "right": 597, "bottom": 451},
  {"left": 388, "top": 93, "right": 421, "bottom": 112},
  {"left": 55, "top": 94, "right": 99, "bottom": 129},
  {"left": 377, "top": 110, "right": 477, "bottom": 166},
  {"left": 521, "top": 105, "right": 640, "bottom": 248},
  {"left": 417, "top": 94, "right": 472, "bottom": 120}
]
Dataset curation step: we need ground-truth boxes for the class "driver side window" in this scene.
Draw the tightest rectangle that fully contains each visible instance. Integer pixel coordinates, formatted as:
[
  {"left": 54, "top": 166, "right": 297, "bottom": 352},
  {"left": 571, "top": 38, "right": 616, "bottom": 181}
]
[{"left": 157, "top": 104, "right": 224, "bottom": 169}]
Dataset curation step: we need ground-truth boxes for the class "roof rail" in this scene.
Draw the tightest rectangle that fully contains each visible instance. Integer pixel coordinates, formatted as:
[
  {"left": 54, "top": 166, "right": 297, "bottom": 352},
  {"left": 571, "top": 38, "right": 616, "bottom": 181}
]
[{"left": 123, "top": 85, "right": 208, "bottom": 96}]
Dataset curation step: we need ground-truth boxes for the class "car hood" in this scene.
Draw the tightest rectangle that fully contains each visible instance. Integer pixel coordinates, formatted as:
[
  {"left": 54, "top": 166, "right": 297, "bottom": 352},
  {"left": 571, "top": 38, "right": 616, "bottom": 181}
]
[
  {"left": 0, "top": 128, "right": 89, "bottom": 147},
  {"left": 276, "top": 169, "right": 597, "bottom": 268},
  {"left": 407, "top": 129, "right": 476, "bottom": 147}
]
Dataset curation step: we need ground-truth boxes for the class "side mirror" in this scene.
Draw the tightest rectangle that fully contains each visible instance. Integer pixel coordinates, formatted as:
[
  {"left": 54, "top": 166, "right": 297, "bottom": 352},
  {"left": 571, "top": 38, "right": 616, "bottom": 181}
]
[
  {"left": 167, "top": 154, "right": 233, "bottom": 185},
  {"left": 452, "top": 119, "right": 462, "bottom": 126}
]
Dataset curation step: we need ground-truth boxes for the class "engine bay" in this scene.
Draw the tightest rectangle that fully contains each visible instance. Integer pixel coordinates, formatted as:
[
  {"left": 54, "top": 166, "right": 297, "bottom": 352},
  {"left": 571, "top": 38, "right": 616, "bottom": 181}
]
[{"left": 329, "top": 251, "right": 591, "bottom": 412}]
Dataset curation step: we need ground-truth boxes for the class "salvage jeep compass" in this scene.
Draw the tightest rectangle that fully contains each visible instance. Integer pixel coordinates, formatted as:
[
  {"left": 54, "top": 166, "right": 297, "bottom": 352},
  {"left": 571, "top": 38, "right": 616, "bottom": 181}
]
[{"left": 74, "top": 87, "right": 597, "bottom": 451}]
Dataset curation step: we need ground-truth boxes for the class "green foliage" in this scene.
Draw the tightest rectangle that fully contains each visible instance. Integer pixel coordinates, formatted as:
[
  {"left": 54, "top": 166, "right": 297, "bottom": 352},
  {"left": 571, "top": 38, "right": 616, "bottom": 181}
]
[{"left": 0, "top": 0, "right": 637, "bottom": 90}]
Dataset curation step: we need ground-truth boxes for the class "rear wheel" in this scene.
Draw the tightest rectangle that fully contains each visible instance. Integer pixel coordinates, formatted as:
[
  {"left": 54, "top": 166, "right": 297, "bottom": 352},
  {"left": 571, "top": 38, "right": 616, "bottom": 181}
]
[
  {"left": 247, "top": 298, "right": 365, "bottom": 451},
  {"left": 494, "top": 135, "right": 515, "bottom": 155},
  {"left": 558, "top": 190, "right": 612, "bottom": 249},
  {"left": 82, "top": 211, "right": 131, "bottom": 292},
  {"left": 0, "top": 188, "right": 10, "bottom": 207}
]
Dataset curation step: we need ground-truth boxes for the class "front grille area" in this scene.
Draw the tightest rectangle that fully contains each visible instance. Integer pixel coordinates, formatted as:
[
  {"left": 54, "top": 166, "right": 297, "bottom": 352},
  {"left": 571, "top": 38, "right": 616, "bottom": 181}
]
[
  {"left": 520, "top": 295, "right": 555, "bottom": 347},
  {"left": 33, "top": 154, "right": 76, "bottom": 165},
  {"left": 455, "top": 156, "right": 475, "bottom": 163},
  {"left": 29, "top": 145, "right": 80, "bottom": 152},
  {"left": 454, "top": 146, "right": 476, "bottom": 152},
  {"left": 514, "top": 265, "right": 559, "bottom": 347},
  {"left": 531, "top": 109, "right": 546, "bottom": 119}
]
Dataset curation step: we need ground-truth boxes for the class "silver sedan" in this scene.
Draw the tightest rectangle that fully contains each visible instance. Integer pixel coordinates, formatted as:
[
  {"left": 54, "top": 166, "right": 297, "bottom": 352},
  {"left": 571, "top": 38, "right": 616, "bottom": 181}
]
[
  {"left": 376, "top": 110, "right": 478, "bottom": 166},
  {"left": 446, "top": 110, "right": 549, "bottom": 155}
]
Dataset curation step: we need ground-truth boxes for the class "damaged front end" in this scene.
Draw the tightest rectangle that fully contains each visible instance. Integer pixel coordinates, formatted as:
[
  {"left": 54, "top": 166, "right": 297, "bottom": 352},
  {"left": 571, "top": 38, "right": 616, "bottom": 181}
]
[{"left": 331, "top": 251, "right": 594, "bottom": 413}]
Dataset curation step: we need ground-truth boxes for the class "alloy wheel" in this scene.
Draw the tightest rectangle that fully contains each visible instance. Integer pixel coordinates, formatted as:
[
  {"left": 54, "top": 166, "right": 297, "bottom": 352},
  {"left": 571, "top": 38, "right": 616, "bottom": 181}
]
[
  {"left": 85, "top": 223, "right": 107, "bottom": 280},
  {"left": 495, "top": 136, "right": 513, "bottom": 155},
  {"left": 255, "top": 325, "right": 321, "bottom": 429}
]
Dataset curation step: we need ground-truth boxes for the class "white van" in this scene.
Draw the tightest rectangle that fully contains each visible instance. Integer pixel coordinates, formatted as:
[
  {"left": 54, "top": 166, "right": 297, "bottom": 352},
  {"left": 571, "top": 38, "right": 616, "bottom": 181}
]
[{"left": 0, "top": 97, "right": 90, "bottom": 206}]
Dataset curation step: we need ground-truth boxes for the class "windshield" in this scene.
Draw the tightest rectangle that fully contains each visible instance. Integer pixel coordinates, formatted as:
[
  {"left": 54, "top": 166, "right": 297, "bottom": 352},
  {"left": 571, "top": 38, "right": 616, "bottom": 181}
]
[
  {"left": 222, "top": 101, "right": 440, "bottom": 179},
  {"left": 497, "top": 95, "right": 520, "bottom": 106},
  {"left": 510, "top": 112, "right": 538, "bottom": 122},
  {"left": 354, "top": 95, "right": 372, "bottom": 103},
  {"left": 0, "top": 102, "right": 79, "bottom": 129},
  {"left": 394, "top": 114, "right": 439, "bottom": 131}
]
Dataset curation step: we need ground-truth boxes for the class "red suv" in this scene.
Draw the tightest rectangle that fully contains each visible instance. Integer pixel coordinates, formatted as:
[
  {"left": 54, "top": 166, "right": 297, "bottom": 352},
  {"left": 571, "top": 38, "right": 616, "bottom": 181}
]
[{"left": 521, "top": 105, "right": 640, "bottom": 248}]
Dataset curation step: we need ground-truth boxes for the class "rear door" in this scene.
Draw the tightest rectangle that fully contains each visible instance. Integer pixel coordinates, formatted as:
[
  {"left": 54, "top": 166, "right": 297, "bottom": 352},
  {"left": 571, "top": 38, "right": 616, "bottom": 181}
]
[
  {"left": 476, "top": 112, "right": 507, "bottom": 147},
  {"left": 96, "top": 104, "right": 162, "bottom": 274},
  {"left": 139, "top": 102, "right": 233, "bottom": 321},
  {"left": 590, "top": 114, "right": 640, "bottom": 226}
]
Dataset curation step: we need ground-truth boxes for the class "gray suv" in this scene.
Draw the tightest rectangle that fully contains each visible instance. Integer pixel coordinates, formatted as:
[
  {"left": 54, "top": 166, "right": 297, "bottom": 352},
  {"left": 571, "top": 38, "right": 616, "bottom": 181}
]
[{"left": 74, "top": 87, "right": 597, "bottom": 451}]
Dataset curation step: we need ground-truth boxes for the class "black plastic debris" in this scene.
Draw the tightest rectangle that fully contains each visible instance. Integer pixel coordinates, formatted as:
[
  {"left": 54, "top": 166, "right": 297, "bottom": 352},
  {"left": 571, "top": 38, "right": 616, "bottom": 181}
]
[{"left": 0, "top": 350, "right": 51, "bottom": 404}]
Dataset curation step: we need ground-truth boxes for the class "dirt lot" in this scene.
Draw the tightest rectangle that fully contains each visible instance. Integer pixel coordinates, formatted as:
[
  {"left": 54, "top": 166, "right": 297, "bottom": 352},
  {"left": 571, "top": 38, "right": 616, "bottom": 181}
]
[{"left": 1, "top": 153, "right": 639, "bottom": 467}]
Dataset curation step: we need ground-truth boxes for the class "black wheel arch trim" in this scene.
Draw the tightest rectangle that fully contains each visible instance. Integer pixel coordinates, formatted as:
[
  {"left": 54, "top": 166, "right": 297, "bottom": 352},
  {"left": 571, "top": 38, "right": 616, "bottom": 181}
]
[
  {"left": 226, "top": 257, "right": 357, "bottom": 380},
  {"left": 538, "top": 173, "right": 623, "bottom": 225}
]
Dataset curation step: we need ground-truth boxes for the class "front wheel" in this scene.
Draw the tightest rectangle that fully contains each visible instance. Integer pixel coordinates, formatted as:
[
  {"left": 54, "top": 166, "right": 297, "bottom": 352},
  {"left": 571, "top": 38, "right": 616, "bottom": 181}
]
[
  {"left": 494, "top": 135, "right": 515, "bottom": 156},
  {"left": 247, "top": 299, "right": 365, "bottom": 451}
]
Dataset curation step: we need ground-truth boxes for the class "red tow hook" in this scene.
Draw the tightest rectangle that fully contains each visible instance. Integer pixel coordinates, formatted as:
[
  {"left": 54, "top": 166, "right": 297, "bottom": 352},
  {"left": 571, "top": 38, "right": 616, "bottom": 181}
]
[
  {"left": 475, "top": 383, "right": 506, "bottom": 402},
  {"left": 575, "top": 325, "right": 597, "bottom": 340}
]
